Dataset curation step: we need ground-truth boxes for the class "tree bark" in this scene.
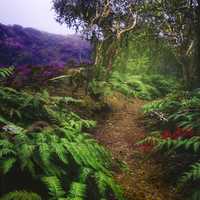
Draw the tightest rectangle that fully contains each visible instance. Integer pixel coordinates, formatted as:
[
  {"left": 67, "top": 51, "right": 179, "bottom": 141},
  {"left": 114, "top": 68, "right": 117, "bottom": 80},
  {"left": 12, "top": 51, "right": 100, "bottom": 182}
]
[{"left": 192, "top": 1, "right": 200, "bottom": 88}]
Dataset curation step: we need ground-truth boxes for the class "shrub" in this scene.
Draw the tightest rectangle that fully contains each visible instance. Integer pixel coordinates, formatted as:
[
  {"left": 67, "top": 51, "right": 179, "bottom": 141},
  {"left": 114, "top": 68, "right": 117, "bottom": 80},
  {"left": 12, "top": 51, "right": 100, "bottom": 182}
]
[
  {"left": 109, "top": 72, "right": 178, "bottom": 100},
  {"left": 141, "top": 91, "right": 200, "bottom": 199},
  {"left": 0, "top": 87, "right": 124, "bottom": 200},
  {"left": 142, "top": 91, "right": 200, "bottom": 130}
]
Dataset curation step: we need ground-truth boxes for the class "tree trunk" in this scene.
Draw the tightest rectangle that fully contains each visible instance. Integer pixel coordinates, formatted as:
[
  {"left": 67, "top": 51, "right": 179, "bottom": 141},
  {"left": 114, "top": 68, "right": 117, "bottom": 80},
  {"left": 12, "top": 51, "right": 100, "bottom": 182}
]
[
  {"left": 93, "top": 37, "right": 119, "bottom": 80},
  {"left": 192, "top": 1, "right": 200, "bottom": 88},
  {"left": 180, "top": 56, "right": 193, "bottom": 89}
]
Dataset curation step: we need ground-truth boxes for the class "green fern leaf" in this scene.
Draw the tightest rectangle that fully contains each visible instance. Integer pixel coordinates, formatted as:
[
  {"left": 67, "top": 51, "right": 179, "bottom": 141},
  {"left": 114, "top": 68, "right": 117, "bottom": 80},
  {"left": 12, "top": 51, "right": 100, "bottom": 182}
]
[
  {"left": 0, "top": 190, "right": 42, "bottom": 200},
  {"left": 67, "top": 182, "right": 86, "bottom": 200},
  {"left": 0, "top": 158, "right": 16, "bottom": 174},
  {"left": 42, "top": 176, "right": 66, "bottom": 199}
]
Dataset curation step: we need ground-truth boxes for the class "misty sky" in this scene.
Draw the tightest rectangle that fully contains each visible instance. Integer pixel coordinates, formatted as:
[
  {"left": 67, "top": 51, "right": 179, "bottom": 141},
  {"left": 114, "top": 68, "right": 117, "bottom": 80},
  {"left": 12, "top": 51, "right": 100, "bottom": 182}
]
[{"left": 0, "top": 0, "right": 74, "bottom": 35}]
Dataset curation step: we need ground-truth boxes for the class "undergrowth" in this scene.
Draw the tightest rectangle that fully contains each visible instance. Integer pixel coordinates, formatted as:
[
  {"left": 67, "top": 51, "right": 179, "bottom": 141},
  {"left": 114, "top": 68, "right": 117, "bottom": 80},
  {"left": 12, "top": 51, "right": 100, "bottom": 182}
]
[
  {"left": 109, "top": 72, "right": 178, "bottom": 100},
  {"left": 0, "top": 78, "right": 124, "bottom": 200},
  {"left": 140, "top": 91, "right": 200, "bottom": 200}
]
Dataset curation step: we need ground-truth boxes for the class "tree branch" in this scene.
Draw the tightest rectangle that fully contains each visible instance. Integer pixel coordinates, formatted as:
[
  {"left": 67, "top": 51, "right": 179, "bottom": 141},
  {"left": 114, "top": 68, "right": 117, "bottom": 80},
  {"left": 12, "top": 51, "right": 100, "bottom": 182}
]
[
  {"left": 90, "top": 0, "right": 111, "bottom": 26},
  {"left": 116, "top": 11, "right": 137, "bottom": 40}
]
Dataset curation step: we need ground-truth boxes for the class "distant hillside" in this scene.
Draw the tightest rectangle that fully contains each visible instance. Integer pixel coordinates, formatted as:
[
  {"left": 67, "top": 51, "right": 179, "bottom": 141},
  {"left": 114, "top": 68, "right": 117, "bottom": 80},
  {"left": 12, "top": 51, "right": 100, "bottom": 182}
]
[{"left": 0, "top": 23, "right": 92, "bottom": 67}]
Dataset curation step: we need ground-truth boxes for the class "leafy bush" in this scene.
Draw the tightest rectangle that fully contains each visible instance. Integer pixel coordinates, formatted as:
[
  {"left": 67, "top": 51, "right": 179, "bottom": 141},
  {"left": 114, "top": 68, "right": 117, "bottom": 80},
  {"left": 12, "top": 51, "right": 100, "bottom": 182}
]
[
  {"left": 141, "top": 91, "right": 200, "bottom": 199},
  {"left": 0, "top": 87, "right": 124, "bottom": 200},
  {"left": 109, "top": 72, "right": 178, "bottom": 100},
  {"left": 142, "top": 74, "right": 179, "bottom": 97},
  {"left": 88, "top": 80, "right": 112, "bottom": 100},
  {"left": 143, "top": 91, "right": 200, "bottom": 130},
  {"left": 139, "top": 135, "right": 200, "bottom": 199}
]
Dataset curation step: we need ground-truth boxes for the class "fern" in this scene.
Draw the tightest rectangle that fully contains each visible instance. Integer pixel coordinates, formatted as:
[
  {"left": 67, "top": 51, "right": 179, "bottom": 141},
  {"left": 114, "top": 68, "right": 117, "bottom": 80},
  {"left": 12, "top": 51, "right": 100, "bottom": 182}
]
[
  {"left": 0, "top": 127, "right": 121, "bottom": 199},
  {"left": 0, "top": 158, "right": 16, "bottom": 174},
  {"left": 141, "top": 92, "right": 200, "bottom": 199},
  {"left": 0, "top": 67, "right": 14, "bottom": 79},
  {"left": 109, "top": 72, "right": 177, "bottom": 99},
  {"left": 142, "top": 91, "right": 200, "bottom": 130},
  {"left": 67, "top": 182, "right": 86, "bottom": 200},
  {"left": 42, "top": 176, "right": 66, "bottom": 199},
  {"left": 179, "top": 161, "right": 200, "bottom": 185},
  {"left": 140, "top": 136, "right": 200, "bottom": 153},
  {"left": 0, "top": 191, "right": 42, "bottom": 200},
  {"left": 0, "top": 87, "right": 123, "bottom": 199},
  {"left": 95, "top": 171, "right": 124, "bottom": 200},
  {"left": 141, "top": 135, "right": 200, "bottom": 199}
]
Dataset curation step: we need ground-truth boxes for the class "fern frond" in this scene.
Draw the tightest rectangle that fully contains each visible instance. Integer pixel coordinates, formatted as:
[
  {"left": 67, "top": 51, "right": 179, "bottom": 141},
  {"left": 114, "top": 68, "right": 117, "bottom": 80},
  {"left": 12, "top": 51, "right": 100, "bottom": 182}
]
[
  {"left": 50, "top": 142, "right": 69, "bottom": 165},
  {"left": 42, "top": 176, "right": 66, "bottom": 199},
  {"left": 0, "top": 158, "right": 16, "bottom": 174},
  {"left": 0, "top": 86, "right": 124, "bottom": 200},
  {"left": 38, "top": 143, "right": 51, "bottom": 166},
  {"left": 179, "top": 161, "right": 200, "bottom": 185},
  {"left": 137, "top": 136, "right": 160, "bottom": 146},
  {"left": 141, "top": 136, "right": 200, "bottom": 153},
  {"left": 0, "top": 67, "right": 14, "bottom": 79},
  {"left": 67, "top": 182, "right": 86, "bottom": 200},
  {"left": 162, "top": 137, "right": 200, "bottom": 152},
  {"left": 0, "top": 148, "right": 16, "bottom": 158},
  {"left": 95, "top": 172, "right": 124, "bottom": 200},
  {"left": 0, "top": 190, "right": 42, "bottom": 200}
]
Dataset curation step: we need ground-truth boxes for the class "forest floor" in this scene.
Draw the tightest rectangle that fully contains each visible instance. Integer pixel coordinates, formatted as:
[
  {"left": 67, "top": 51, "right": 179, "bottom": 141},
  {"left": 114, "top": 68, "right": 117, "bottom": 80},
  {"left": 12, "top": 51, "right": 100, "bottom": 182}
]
[{"left": 94, "top": 97, "right": 179, "bottom": 200}]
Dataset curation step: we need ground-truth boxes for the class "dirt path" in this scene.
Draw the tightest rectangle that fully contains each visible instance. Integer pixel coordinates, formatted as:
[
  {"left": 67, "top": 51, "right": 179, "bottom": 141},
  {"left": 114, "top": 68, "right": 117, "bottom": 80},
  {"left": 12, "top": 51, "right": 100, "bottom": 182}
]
[{"left": 94, "top": 97, "right": 178, "bottom": 200}]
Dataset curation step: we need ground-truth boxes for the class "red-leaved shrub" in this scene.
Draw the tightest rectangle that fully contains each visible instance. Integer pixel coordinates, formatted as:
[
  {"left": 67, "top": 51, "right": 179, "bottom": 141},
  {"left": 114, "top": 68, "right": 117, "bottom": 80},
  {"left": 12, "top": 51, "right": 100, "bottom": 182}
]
[{"left": 161, "top": 127, "right": 193, "bottom": 140}]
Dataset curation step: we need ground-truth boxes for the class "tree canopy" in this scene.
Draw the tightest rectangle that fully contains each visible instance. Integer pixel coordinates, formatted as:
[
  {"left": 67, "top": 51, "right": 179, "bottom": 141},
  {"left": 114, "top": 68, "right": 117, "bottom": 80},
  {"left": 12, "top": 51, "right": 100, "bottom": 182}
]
[{"left": 53, "top": 0, "right": 200, "bottom": 89}]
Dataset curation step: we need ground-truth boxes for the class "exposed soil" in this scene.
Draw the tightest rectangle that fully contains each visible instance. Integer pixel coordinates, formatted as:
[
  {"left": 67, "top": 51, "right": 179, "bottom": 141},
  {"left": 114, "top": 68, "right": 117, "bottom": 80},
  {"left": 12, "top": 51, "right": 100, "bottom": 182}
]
[{"left": 94, "top": 97, "right": 178, "bottom": 200}]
